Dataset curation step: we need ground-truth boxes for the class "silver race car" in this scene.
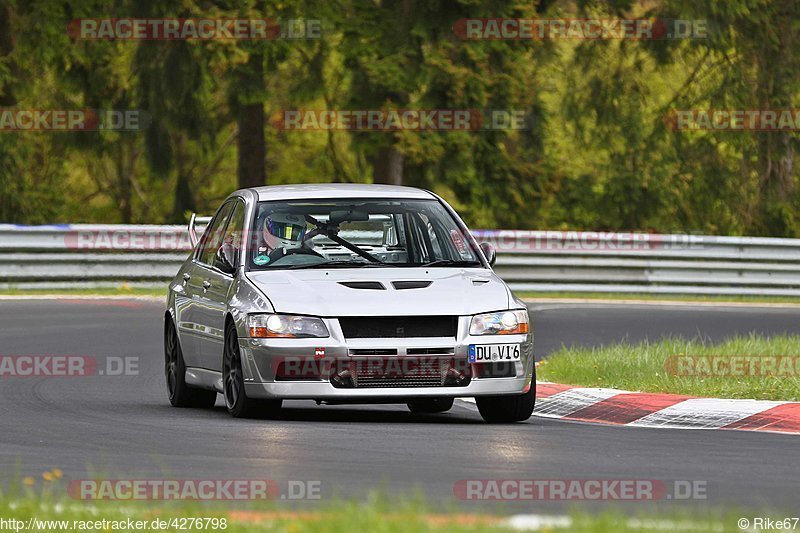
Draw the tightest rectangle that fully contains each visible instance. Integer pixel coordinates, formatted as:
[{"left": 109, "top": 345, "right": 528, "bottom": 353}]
[{"left": 165, "top": 184, "right": 535, "bottom": 422}]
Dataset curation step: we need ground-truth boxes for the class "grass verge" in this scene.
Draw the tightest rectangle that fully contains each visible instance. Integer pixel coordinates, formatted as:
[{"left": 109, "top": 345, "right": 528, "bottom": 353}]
[
  {"left": 0, "top": 488, "right": 764, "bottom": 533},
  {"left": 0, "top": 287, "right": 165, "bottom": 298},
  {"left": 538, "top": 335, "right": 800, "bottom": 401},
  {"left": 516, "top": 291, "right": 800, "bottom": 305}
]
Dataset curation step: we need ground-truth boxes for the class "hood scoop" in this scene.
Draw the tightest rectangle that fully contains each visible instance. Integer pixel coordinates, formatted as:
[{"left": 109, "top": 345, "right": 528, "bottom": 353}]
[
  {"left": 391, "top": 280, "right": 433, "bottom": 290},
  {"left": 338, "top": 281, "right": 386, "bottom": 290}
]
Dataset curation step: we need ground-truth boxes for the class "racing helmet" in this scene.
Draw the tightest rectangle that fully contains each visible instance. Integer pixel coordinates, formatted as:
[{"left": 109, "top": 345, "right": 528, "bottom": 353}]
[{"left": 262, "top": 212, "right": 306, "bottom": 252}]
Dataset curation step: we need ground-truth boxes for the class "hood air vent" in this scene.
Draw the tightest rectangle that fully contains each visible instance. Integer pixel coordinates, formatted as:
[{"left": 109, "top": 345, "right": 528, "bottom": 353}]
[
  {"left": 391, "top": 280, "right": 432, "bottom": 290},
  {"left": 338, "top": 281, "right": 386, "bottom": 290}
]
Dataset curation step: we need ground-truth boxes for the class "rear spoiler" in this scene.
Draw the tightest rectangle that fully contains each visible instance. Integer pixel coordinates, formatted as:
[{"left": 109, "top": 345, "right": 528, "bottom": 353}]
[{"left": 188, "top": 213, "right": 213, "bottom": 247}]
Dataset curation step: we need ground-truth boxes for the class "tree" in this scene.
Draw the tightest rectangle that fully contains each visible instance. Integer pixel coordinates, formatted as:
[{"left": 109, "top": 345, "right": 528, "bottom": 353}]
[
  {"left": 646, "top": 0, "right": 800, "bottom": 235},
  {"left": 132, "top": 1, "right": 223, "bottom": 222},
  {"left": 234, "top": 50, "right": 266, "bottom": 188}
]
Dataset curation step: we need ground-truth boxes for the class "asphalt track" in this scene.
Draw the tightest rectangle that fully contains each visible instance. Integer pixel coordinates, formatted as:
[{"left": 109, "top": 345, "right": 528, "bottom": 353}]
[{"left": 1, "top": 298, "right": 799, "bottom": 513}]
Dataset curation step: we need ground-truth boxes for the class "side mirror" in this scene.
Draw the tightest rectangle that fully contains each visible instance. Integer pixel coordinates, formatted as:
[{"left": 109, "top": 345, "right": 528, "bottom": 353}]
[
  {"left": 214, "top": 243, "right": 237, "bottom": 275},
  {"left": 479, "top": 242, "right": 496, "bottom": 267}
]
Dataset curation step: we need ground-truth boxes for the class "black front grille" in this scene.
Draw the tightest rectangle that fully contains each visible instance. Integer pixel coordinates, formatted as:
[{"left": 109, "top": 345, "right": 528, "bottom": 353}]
[
  {"left": 330, "top": 357, "right": 471, "bottom": 389},
  {"left": 350, "top": 348, "right": 398, "bottom": 356},
  {"left": 407, "top": 347, "right": 455, "bottom": 356},
  {"left": 338, "top": 316, "right": 457, "bottom": 338}
]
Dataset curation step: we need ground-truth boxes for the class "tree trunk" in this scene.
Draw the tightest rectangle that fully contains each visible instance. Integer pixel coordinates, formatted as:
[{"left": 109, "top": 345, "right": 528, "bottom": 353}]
[
  {"left": 116, "top": 144, "right": 132, "bottom": 224},
  {"left": 372, "top": 144, "right": 403, "bottom": 185},
  {"left": 237, "top": 53, "right": 266, "bottom": 189},
  {"left": 761, "top": 132, "right": 796, "bottom": 201},
  {"left": 173, "top": 172, "right": 195, "bottom": 221},
  {"left": 754, "top": 1, "right": 798, "bottom": 233},
  {"left": 0, "top": 4, "right": 16, "bottom": 106},
  {"left": 172, "top": 135, "right": 195, "bottom": 222}
]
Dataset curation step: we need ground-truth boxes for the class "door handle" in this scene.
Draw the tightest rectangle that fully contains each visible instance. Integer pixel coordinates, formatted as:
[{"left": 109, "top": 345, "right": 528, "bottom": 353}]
[
  {"left": 202, "top": 280, "right": 211, "bottom": 291},
  {"left": 183, "top": 273, "right": 191, "bottom": 283}
]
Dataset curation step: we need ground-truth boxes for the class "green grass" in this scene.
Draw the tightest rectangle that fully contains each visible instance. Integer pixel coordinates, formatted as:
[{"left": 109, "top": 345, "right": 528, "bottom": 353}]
[
  {"left": 516, "top": 291, "right": 800, "bottom": 304},
  {"left": 0, "top": 487, "right": 768, "bottom": 533},
  {"left": 538, "top": 335, "right": 800, "bottom": 400},
  {"left": 0, "top": 286, "right": 165, "bottom": 297}
]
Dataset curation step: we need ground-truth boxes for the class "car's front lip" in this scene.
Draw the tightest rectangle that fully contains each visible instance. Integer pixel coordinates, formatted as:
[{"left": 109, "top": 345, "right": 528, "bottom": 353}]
[{"left": 243, "top": 374, "right": 531, "bottom": 400}]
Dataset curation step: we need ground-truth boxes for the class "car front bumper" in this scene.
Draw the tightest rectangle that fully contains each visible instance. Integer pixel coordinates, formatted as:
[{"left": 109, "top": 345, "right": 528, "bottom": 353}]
[{"left": 238, "top": 316, "right": 534, "bottom": 400}]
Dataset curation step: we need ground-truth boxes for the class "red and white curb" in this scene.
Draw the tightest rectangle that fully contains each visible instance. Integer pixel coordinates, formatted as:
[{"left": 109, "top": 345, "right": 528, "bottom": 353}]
[
  {"left": 532, "top": 382, "right": 800, "bottom": 435},
  {"left": 458, "top": 382, "right": 800, "bottom": 434}
]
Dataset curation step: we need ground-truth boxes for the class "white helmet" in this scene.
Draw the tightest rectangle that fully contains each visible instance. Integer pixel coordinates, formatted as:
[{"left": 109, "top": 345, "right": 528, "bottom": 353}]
[{"left": 262, "top": 212, "right": 306, "bottom": 252}]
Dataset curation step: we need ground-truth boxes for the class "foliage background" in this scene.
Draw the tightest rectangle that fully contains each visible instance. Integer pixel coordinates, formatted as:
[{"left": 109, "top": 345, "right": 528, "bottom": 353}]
[{"left": 0, "top": 0, "right": 798, "bottom": 236}]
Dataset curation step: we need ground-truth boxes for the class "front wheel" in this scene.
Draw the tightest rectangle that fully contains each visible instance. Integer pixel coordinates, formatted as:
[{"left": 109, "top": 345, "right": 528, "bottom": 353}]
[
  {"left": 407, "top": 397, "right": 454, "bottom": 414},
  {"left": 475, "top": 383, "right": 536, "bottom": 423},
  {"left": 224, "top": 323, "right": 282, "bottom": 419}
]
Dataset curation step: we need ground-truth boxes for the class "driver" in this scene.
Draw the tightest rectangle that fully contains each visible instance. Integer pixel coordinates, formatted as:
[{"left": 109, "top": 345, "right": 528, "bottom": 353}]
[{"left": 253, "top": 213, "right": 310, "bottom": 265}]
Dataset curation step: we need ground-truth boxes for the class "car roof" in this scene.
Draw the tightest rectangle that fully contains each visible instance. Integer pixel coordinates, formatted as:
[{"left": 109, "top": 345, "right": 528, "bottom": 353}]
[{"left": 248, "top": 183, "right": 436, "bottom": 202}]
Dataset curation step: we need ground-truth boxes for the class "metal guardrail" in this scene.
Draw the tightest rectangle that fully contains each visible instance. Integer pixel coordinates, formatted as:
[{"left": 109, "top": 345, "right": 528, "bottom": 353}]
[
  {"left": 1, "top": 225, "right": 800, "bottom": 295},
  {"left": 0, "top": 224, "right": 190, "bottom": 290}
]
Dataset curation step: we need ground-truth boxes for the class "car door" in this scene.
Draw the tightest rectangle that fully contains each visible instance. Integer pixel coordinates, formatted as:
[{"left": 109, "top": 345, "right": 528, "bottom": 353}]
[
  {"left": 179, "top": 201, "right": 234, "bottom": 368},
  {"left": 193, "top": 199, "right": 246, "bottom": 371}
]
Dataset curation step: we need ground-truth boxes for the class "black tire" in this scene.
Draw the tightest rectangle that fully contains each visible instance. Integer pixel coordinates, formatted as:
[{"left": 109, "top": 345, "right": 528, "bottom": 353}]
[
  {"left": 164, "top": 318, "right": 217, "bottom": 408},
  {"left": 407, "top": 397, "right": 454, "bottom": 414},
  {"left": 223, "top": 323, "right": 282, "bottom": 419},
  {"left": 476, "top": 382, "right": 536, "bottom": 423}
]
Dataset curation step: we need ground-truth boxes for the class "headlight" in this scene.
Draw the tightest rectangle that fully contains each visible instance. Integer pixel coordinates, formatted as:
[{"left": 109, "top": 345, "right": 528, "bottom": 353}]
[
  {"left": 248, "top": 314, "right": 329, "bottom": 338},
  {"left": 469, "top": 310, "right": 529, "bottom": 335}
]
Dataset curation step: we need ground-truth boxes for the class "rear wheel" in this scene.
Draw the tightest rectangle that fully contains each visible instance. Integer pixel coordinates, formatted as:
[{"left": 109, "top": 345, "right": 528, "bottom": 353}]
[
  {"left": 476, "top": 383, "right": 535, "bottom": 423},
  {"left": 224, "top": 323, "right": 282, "bottom": 419},
  {"left": 164, "top": 318, "right": 217, "bottom": 408},
  {"left": 406, "top": 397, "right": 454, "bottom": 414}
]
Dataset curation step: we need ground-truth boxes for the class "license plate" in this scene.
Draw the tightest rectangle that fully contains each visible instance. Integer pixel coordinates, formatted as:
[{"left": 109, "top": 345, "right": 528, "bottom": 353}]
[{"left": 468, "top": 343, "right": 521, "bottom": 363}]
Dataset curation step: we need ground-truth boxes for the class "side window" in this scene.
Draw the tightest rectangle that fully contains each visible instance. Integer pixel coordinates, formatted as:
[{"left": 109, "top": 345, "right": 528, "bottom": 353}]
[
  {"left": 197, "top": 202, "right": 234, "bottom": 265},
  {"left": 221, "top": 201, "right": 246, "bottom": 267}
]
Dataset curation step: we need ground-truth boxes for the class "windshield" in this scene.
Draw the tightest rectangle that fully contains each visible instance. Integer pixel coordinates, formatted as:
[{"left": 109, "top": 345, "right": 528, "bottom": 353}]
[{"left": 247, "top": 198, "right": 483, "bottom": 269}]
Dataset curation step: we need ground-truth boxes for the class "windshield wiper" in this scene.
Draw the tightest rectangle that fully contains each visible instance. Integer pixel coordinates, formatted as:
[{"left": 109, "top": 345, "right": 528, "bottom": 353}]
[
  {"left": 304, "top": 214, "right": 385, "bottom": 264},
  {"left": 286, "top": 260, "right": 391, "bottom": 269},
  {"left": 418, "top": 260, "right": 482, "bottom": 267}
]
